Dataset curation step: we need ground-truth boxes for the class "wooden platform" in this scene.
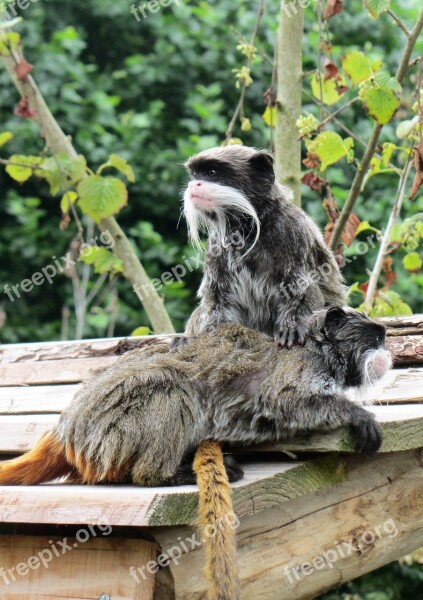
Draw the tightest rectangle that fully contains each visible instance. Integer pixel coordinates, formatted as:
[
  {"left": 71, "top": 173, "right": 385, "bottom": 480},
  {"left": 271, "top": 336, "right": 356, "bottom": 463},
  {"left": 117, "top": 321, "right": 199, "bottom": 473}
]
[{"left": 0, "top": 316, "right": 422, "bottom": 599}]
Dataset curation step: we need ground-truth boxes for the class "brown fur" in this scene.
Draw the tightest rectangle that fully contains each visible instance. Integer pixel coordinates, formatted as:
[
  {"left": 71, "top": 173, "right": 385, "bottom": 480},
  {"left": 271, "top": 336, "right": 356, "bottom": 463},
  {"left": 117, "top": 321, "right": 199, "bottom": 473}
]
[
  {"left": 0, "top": 431, "right": 70, "bottom": 485},
  {"left": 193, "top": 440, "right": 239, "bottom": 600}
]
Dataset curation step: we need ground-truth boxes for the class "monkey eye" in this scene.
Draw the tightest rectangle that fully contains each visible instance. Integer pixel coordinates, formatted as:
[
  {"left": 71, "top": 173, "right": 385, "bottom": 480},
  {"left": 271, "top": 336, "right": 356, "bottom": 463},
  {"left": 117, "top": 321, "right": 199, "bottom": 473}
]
[{"left": 207, "top": 169, "right": 217, "bottom": 177}]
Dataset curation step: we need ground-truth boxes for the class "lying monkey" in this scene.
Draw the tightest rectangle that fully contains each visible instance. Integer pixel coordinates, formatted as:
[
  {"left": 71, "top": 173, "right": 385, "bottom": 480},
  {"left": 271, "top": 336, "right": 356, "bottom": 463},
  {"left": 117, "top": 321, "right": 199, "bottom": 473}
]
[{"left": 0, "top": 307, "right": 391, "bottom": 599}]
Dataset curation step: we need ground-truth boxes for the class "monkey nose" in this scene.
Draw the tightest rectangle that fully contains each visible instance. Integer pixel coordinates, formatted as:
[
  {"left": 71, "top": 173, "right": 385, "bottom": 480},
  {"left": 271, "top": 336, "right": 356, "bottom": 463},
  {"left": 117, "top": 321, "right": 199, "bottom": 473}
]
[{"left": 189, "top": 180, "right": 203, "bottom": 188}]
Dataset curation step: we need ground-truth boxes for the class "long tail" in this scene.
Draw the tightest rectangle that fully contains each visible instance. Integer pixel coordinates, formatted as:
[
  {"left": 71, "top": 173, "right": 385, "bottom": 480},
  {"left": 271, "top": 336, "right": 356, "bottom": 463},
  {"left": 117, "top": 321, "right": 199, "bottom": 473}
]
[
  {"left": 0, "top": 430, "right": 72, "bottom": 485},
  {"left": 193, "top": 440, "right": 240, "bottom": 600}
]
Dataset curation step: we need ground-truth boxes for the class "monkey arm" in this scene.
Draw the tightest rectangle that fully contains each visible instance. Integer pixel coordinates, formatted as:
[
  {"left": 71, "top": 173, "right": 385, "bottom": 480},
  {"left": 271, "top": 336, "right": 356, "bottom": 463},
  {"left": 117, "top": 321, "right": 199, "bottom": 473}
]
[
  {"left": 278, "top": 391, "right": 383, "bottom": 454},
  {"left": 275, "top": 272, "right": 326, "bottom": 348}
]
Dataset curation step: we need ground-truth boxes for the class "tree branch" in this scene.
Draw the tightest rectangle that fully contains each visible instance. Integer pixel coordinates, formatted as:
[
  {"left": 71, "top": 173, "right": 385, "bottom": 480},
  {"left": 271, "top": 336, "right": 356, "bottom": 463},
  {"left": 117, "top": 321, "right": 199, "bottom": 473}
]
[
  {"left": 0, "top": 46, "right": 175, "bottom": 334},
  {"left": 364, "top": 158, "right": 413, "bottom": 308},
  {"left": 329, "top": 9, "right": 423, "bottom": 251}
]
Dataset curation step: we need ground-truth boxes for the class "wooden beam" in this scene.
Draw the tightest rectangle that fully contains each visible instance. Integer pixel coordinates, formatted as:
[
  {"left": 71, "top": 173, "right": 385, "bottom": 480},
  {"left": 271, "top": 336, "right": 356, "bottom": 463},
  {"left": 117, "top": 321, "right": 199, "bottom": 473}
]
[
  {"left": 0, "top": 535, "right": 157, "bottom": 600},
  {"left": 386, "top": 335, "right": 423, "bottom": 365},
  {"left": 153, "top": 449, "right": 423, "bottom": 599},
  {"left": 0, "top": 458, "right": 346, "bottom": 527},
  {"left": 265, "top": 404, "right": 423, "bottom": 454}
]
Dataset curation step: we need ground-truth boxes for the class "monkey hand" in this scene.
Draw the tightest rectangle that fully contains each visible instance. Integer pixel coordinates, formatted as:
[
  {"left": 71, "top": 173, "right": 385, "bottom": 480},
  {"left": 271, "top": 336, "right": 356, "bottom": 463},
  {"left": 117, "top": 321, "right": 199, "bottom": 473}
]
[
  {"left": 348, "top": 407, "right": 383, "bottom": 455},
  {"left": 275, "top": 322, "right": 308, "bottom": 349}
]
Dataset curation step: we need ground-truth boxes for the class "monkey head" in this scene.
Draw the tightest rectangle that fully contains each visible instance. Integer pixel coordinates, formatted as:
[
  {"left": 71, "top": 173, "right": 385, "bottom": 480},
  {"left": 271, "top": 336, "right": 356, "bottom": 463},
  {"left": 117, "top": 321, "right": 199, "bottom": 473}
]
[
  {"left": 311, "top": 307, "right": 392, "bottom": 387},
  {"left": 183, "top": 145, "right": 280, "bottom": 251}
]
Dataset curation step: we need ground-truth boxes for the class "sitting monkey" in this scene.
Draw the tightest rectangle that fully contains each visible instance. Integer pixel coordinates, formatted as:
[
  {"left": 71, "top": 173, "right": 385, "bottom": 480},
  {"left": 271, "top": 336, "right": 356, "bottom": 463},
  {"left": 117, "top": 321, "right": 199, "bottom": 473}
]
[{"left": 182, "top": 145, "right": 347, "bottom": 348}]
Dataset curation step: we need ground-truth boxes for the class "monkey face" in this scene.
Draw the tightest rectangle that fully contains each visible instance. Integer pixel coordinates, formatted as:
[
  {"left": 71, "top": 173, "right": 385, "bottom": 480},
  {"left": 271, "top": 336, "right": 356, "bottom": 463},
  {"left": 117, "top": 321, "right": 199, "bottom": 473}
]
[
  {"left": 321, "top": 307, "right": 392, "bottom": 387},
  {"left": 182, "top": 146, "right": 274, "bottom": 252}
]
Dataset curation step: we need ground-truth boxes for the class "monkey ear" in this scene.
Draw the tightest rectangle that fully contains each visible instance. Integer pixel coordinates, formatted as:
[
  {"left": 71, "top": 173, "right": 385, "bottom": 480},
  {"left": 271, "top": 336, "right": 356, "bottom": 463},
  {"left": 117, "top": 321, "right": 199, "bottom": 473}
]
[
  {"left": 324, "top": 306, "right": 348, "bottom": 330},
  {"left": 248, "top": 151, "right": 275, "bottom": 183}
]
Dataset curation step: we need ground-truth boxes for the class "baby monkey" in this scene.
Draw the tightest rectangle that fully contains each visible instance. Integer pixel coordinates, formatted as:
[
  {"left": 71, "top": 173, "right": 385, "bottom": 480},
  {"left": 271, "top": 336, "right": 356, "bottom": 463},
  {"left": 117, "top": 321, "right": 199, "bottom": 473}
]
[
  {"left": 0, "top": 307, "right": 391, "bottom": 600},
  {"left": 182, "top": 145, "right": 347, "bottom": 347}
]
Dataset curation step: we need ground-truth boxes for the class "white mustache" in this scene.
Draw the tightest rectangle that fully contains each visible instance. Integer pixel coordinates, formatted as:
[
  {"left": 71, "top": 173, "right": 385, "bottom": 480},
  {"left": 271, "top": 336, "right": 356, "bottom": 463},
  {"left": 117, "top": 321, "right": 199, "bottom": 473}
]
[{"left": 183, "top": 182, "right": 261, "bottom": 257}]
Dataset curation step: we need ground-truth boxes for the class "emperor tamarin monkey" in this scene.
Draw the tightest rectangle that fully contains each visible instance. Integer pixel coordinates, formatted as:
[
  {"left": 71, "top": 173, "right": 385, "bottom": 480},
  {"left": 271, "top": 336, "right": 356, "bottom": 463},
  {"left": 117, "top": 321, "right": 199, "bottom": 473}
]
[
  {"left": 182, "top": 145, "right": 347, "bottom": 347},
  {"left": 0, "top": 307, "right": 391, "bottom": 599}
]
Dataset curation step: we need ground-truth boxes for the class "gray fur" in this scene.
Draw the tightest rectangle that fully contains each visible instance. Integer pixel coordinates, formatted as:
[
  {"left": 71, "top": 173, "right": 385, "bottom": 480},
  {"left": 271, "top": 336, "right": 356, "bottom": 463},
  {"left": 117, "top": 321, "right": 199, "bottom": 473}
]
[
  {"left": 56, "top": 308, "right": 390, "bottom": 486},
  {"left": 182, "top": 145, "right": 347, "bottom": 347}
]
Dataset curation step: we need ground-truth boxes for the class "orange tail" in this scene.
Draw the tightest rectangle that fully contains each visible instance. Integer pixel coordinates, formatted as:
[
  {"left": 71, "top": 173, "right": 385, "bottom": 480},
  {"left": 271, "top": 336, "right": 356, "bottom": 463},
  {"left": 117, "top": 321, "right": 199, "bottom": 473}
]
[{"left": 0, "top": 431, "right": 72, "bottom": 485}]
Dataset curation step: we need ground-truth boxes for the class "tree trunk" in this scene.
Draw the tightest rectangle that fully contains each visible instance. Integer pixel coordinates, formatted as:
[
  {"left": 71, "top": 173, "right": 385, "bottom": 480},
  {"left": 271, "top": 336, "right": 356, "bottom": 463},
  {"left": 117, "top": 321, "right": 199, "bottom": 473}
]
[{"left": 275, "top": 2, "right": 305, "bottom": 207}]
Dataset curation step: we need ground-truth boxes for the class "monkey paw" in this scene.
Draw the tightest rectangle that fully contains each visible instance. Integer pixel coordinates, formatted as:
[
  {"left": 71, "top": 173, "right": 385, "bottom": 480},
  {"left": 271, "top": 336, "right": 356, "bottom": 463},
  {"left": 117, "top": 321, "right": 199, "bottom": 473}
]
[
  {"left": 275, "top": 323, "right": 308, "bottom": 349},
  {"left": 224, "top": 456, "right": 244, "bottom": 483},
  {"left": 349, "top": 411, "right": 383, "bottom": 455}
]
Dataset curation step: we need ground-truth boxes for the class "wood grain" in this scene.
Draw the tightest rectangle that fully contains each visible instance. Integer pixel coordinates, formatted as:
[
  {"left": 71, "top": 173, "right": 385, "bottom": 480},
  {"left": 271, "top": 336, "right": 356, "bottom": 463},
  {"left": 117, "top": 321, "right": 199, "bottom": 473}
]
[
  {"left": 154, "top": 449, "right": 423, "bottom": 599},
  {"left": 0, "top": 535, "right": 157, "bottom": 600},
  {"left": 0, "top": 385, "right": 79, "bottom": 414},
  {"left": 0, "top": 358, "right": 116, "bottom": 386}
]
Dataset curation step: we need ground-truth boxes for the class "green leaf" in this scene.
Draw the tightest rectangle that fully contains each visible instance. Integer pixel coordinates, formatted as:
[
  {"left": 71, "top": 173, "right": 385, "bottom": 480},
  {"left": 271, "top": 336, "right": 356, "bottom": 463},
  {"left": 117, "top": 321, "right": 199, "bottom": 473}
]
[
  {"left": 359, "top": 83, "right": 400, "bottom": 125},
  {"left": 342, "top": 51, "right": 376, "bottom": 85},
  {"left": 307, "top": 132, "right": 354, "bottom": 171},
  {"left": 397, "top": 302, "right": 413, "bottom": 316},
  {"left": 262, "top": 106, "right": 277, "bottom": 127},
  {"left": 403, "top": 252, "right": 422, "bottom": 273},
  {"left": 355, "top": 220, "right": 380, "bottom": 235},
  {"left": 42, "top": 154, "right": 87, "bottom": 195},
  {"left": 60, "top": 191, "right": 78, "bottom": 213},
  {"left": 5, "top": 155, "right": 43, "bottom": 183},
  {"left": 131, "top": 326, "right": 151, "bottom": 336},
  {"left": 97, "top": 154, "right": 136, "bottom": 183},
  {"left": 381, "top": 142, "right": 397, "bottom": 166},
  {"left": 363, "top": 0, "right": 391, "bottom": 18},
  {"left": 0, "top": 132, "right": 13, "bottom": 148},
  {"left": 79, "top": 246, "right": 124, "bottom": 274},
  {"left": 310, "top": 72, "right": 347, "bottom": 106},
  {"left": 348, "top": 281, "right": 363, "bottom": 297},
  {"left": 0, "top": 31, "right": 20, "bottom": 56},
  {"left": 77, "top": 175, "right": 128, "bottom": 222}
]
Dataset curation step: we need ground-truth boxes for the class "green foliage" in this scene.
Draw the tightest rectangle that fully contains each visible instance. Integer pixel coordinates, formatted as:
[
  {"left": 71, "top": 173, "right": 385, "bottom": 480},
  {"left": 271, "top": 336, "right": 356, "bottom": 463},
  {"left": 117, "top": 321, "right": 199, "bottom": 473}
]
[
  {"left": 77, "top": 175, "right": 128, "bottom": 222},
  {"left": 307, "top": 131, "right": 354, "bottom": 171},
  {"left": 79, "top": 246, "right": 123, "bottom": 275}
]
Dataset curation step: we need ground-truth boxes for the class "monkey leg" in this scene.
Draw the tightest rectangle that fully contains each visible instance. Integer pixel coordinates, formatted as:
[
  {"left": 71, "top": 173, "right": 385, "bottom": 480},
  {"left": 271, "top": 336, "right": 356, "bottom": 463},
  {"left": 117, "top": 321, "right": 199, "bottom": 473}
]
[
  {"left": 130, "top": 385, "right": 204, "bottom": 487},
  {"left": 162, "top": 454, "right": 244, "bottom": 486}
]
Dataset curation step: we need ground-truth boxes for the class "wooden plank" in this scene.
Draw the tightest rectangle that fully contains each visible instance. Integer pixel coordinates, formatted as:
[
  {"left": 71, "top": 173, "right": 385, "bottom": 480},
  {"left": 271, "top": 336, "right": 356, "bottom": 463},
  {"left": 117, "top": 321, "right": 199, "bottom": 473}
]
[
  {"left": 1, "top": 404, "right": 422, "bottom": 455},
  {"left": 0, "top": 535, "right": 157, "bottom": 600},
  {"left": 386, "top": 334, "right": 423, "bottom": 364},
  {"left": 0, "top": 385, "right": 79, "bottom": 414},
  {"left": 267, "top": 404, "right": 423, "bottom": 454},
  {"left": 363, "top": 368, "right": 423, "bottom": 404},
  {"left": 380, "top": 314, "right": 423, "bottom": 328},
  {"left": 0, "top": 458, "right": 345, "bottom": 527},
  {"left": 0, "top": 368, "right": 420, "bottom": 418},
  {"left": 155, "top": 449, "right": 423, "bottom": 599},
  {"left": 0, "top": 357, "right": 117, "bottom": 386},
  {"left": 0, "top": 335, "right": 175, "bottom": 364},
  {"left": 0, "top": 415, "right": 59, "bottom": 452}
]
